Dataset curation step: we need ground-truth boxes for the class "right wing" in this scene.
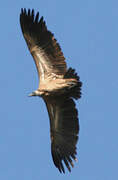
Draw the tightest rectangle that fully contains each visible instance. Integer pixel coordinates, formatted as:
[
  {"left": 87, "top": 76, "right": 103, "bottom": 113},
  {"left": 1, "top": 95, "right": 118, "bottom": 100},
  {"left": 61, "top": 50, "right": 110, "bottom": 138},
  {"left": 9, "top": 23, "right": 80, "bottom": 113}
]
[{"left": 44, "top": 97, "right": 79, "bottom": 173}]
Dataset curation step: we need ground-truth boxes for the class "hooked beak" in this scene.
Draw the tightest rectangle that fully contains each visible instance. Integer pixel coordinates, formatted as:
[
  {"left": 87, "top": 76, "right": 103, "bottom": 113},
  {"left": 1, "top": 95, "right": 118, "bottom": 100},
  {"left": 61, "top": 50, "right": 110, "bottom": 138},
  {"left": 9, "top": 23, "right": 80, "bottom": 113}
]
[{"left": 28, "top": 92, "right": 35, "bottom": 97}]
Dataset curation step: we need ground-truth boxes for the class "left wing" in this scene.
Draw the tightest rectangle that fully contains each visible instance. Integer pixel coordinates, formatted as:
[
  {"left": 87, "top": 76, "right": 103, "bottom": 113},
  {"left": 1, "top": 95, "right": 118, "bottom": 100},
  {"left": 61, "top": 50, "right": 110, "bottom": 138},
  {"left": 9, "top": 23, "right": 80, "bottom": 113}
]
[
  {"left": 44, "top": 97, "right": 79, "bottom": 173},
  {"left": 20, "top": 9, "right": 67, "bottom": 83}
]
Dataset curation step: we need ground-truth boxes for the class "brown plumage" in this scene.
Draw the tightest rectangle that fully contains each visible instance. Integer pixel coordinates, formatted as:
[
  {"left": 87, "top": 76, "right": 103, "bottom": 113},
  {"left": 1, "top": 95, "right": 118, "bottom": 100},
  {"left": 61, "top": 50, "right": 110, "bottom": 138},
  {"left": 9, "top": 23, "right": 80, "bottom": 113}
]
[{"left": 20, "top": 8, "right": 82, "bottom": 173}]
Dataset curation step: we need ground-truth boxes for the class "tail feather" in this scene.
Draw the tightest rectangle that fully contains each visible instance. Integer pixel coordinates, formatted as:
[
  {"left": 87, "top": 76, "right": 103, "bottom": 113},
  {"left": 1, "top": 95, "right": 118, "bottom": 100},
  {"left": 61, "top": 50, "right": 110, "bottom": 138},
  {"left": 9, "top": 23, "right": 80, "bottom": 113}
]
[{"left": 64, "top": 68, "right": 82, "bottom": 99}]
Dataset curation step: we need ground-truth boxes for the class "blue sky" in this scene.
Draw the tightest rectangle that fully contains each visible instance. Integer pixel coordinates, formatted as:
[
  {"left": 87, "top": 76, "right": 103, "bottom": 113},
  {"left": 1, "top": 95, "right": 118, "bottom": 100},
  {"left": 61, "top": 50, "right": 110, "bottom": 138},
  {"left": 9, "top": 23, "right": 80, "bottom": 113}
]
[{"left": 0, "top": 0, "right": 118, "bottom": 179}]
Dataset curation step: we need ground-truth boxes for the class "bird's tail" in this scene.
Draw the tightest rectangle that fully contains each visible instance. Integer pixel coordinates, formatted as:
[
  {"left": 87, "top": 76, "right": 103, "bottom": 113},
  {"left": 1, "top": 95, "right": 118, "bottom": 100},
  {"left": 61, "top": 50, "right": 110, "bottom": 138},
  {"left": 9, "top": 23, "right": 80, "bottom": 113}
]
[{"left": 64, "top": 68, "right": 82, "bottom": 99}]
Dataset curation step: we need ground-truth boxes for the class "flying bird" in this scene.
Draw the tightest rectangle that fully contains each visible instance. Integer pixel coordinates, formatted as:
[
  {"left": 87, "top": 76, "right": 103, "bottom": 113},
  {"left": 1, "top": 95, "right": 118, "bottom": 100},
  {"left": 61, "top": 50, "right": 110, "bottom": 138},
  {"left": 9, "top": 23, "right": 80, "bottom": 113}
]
[{"left": 20, "top": 8, "right": 82, "bottom": 173}]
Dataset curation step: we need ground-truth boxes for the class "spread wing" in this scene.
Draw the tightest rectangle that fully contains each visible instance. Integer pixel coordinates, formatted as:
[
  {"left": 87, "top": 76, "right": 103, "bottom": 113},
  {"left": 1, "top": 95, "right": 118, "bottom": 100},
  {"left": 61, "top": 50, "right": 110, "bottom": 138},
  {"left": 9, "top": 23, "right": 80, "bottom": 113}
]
[
  {"left": 20, "top": 8, "right": 67, "bottom": 82},
  {"left": 44, "top": 97, "right": 79, "bottom": 173}
]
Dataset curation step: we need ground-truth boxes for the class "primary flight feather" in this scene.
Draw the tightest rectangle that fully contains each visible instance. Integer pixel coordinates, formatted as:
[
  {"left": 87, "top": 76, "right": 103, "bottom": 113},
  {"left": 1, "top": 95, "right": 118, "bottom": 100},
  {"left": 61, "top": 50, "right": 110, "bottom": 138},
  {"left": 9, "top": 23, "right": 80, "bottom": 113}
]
[{"left": 20, "top": 8, "right": 82, "bottom": 173}]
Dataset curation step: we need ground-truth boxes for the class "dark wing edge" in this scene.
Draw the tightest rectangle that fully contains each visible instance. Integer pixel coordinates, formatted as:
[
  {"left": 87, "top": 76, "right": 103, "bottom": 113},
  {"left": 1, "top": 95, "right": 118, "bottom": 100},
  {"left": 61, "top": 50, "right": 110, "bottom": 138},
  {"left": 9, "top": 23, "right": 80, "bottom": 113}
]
[
  {"left": 44, "top": 97, "right": 79, "bottom": 173},
  {"left": 20, "top": 8, "right": 67, "bottom": 78}
]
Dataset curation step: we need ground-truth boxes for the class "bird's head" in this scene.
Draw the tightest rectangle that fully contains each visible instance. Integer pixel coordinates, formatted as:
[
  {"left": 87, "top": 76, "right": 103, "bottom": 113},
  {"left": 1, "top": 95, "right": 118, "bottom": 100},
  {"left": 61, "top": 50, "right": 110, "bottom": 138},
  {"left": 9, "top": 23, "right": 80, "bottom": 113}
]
[{"left": 28, "top": 90, "right": 40, "bottom": 97}]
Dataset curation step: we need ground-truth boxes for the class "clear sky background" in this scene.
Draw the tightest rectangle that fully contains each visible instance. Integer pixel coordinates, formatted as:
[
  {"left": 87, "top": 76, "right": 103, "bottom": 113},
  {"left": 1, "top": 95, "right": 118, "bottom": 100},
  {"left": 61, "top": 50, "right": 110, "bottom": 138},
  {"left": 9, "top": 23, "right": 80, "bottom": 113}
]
[{"left": 0, "top": 0, "right": 118, "bottom": 179}]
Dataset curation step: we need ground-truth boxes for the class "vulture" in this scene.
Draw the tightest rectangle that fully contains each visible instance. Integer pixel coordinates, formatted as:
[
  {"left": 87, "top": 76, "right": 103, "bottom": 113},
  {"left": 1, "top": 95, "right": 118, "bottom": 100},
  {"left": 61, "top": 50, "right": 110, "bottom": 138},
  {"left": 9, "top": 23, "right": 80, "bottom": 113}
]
[{"left": 20, "top": 8, "right": 82, "bottom": 173}]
